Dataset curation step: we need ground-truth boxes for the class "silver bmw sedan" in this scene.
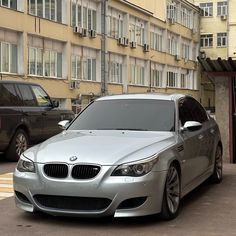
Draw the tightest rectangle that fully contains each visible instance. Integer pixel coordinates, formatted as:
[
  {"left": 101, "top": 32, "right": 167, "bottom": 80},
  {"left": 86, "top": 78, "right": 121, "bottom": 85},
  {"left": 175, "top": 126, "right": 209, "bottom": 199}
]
[{"left": 13, "top": 94, "right": 222, "bottom": 220}]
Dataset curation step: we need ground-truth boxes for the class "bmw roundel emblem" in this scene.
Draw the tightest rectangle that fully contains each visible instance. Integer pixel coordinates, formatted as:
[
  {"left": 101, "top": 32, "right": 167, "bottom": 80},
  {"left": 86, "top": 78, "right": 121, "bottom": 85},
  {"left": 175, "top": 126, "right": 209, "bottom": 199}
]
[{"left": 69, "top": 156, "right": 78, "bottom": 162}]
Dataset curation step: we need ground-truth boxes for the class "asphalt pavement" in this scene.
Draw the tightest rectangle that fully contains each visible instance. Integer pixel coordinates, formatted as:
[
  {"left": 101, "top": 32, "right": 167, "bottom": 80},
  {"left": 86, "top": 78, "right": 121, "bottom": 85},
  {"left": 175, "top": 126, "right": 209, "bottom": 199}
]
[{"left": 0, "top": 158, "right": 236, "bottom": 236}]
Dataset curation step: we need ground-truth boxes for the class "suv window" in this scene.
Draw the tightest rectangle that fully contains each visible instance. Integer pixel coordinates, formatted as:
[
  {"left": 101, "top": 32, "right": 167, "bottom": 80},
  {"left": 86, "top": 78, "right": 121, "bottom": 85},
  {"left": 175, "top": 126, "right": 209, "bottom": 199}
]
[
  {"left": 18, "top": 84, "right": 37, "bottom": 106},
  {"left": 0, "top": 83, "right": 21, "bottom": 106},
  {"left": 179, "top": 98, "right": 208, "bottom": 125},
  {"left": 32, "top": 85, "right": 52, "bottom": 107}
]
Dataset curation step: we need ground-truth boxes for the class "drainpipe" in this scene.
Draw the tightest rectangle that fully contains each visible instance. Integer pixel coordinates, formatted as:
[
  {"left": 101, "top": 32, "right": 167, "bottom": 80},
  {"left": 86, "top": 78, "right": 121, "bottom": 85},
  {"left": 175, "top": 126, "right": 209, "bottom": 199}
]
[
  {"left": 101, "top": 0, "right": 108, "bottom": 96},
  {"left": 227, "top": 0, "right": 229, "bottom": 58}
]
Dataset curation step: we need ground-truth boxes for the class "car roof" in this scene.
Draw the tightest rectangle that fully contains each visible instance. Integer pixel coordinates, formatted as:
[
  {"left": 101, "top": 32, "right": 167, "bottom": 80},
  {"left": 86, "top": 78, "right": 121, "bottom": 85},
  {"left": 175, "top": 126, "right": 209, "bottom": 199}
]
[
  {"left": 96, "top": 93, "right": 186, "bottom": 102},
  {"left": 0, "top": 80, "right": 39, "bottom": 86}
]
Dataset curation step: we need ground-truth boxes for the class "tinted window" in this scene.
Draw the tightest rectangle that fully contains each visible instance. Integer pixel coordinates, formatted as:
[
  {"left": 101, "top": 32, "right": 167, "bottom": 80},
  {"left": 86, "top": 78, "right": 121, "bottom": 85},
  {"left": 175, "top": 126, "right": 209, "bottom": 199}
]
[
  {"left": 0, "top": 83, "right": 21, "bottom": 106},
  {"left": 32, "top": 85, "right": 52, "bottom": 107},
  {"left": 18, "top": 85, "right": 37, "bottom": 106},
  {"left": 69, "top": 99, "right": 175, "bottom": 132},
  {"left": 179, "top": 98, "right": 208, "bottom": 125}
]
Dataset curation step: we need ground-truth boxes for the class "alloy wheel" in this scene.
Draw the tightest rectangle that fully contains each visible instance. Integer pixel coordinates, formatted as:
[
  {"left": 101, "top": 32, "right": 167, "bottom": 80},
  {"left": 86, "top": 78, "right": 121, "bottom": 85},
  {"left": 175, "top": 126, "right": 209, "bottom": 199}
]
[
  {"left": 215, "top": 147, "right": 223, "bottom": 180},
  {"left": 15, "top": 133, "right": 28, "bottom": 156},
  {"left": 166, "top": 166, "right": 180, "bottom": 214}
]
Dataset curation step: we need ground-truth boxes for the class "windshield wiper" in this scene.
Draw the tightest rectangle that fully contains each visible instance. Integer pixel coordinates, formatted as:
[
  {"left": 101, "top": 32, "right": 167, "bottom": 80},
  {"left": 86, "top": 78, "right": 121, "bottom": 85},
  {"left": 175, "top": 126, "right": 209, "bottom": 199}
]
[{"left": 114, "top": 128, "right": 148, "bottom": 131}]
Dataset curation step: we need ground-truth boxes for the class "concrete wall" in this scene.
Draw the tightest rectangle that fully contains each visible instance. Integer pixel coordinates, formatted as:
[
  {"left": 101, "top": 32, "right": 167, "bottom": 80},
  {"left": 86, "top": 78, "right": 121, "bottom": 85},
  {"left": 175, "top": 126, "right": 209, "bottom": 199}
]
[{"left": 215, "top": 76, "right": 230, "bottom": 163}]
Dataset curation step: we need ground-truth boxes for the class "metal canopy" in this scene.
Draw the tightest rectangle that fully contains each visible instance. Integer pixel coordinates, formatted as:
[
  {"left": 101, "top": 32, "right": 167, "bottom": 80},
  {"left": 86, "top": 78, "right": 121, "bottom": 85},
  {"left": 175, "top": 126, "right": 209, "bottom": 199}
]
[{"left": 197, "top": 56, "right": 236, "bottom": 76}]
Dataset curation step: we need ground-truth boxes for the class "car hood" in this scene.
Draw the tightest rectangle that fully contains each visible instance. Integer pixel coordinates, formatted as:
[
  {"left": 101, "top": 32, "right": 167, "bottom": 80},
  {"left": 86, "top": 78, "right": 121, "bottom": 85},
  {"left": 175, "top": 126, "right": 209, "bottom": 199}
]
[{"left": 25, "top": 130, "right": 176, "bottom": 165}]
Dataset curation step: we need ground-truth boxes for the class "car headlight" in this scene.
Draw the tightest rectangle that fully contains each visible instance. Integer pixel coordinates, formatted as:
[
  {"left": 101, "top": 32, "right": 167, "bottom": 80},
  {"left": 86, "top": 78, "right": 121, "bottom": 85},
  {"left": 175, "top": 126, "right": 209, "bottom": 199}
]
[
  {"left": 16, "top": 155, "right": 35, "bottom": 173},
  {"left": 111, "top": 154, "right": 159, "bottom": 177}
]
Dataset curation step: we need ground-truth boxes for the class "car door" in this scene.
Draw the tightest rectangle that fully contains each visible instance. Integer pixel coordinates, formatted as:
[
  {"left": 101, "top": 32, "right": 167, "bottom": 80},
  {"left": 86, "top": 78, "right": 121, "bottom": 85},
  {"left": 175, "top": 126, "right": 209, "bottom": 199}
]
[
  {"left": 31, "top": 85, "right": 61, "bottom": 140},
  {"left": 17, "top": 84, "right": 44, "bottom": 144},
  {"left": 0, "top": 83, "right": 22, "bottom": 151},
  {"left": 178, "top": 98, "right": 202, "bottom": 188}
]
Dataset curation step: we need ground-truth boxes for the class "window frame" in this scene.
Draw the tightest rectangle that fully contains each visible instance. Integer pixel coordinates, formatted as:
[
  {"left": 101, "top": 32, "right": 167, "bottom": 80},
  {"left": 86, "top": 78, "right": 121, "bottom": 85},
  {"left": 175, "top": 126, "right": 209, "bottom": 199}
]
[
  {"left": 28, "top": 0, "right": 62, "bottom": 23},
  {"left": 199, "top": 2, "right": 213, "bottom": 17},
  {"left": 217, "top": 1, "right": 227, "bottom": 16},
  {"left": 200, "top": 34, "right": 213, "bottom": 48},
  {"left": 0, "top": 41, "right": 18, "bottom": 74},
  {"left": 217, "top": 32, "right": 227, "bottom": 47}
]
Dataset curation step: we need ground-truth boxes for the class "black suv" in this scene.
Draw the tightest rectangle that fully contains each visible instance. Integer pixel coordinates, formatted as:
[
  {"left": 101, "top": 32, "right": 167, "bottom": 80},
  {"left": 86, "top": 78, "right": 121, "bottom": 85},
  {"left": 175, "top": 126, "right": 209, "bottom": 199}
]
[{"left": 0, "top": 81, "right": 74, "bottom": 161}]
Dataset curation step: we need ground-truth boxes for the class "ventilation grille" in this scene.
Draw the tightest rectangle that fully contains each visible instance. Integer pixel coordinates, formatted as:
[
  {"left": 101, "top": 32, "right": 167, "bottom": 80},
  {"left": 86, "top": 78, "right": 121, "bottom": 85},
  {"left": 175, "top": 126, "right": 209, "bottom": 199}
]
[
  {"left": 72, "top": 165, "right": 101, "bottom": 179},
  {"left": 34, "top": 195, "right": 112, "bottom": 211}
]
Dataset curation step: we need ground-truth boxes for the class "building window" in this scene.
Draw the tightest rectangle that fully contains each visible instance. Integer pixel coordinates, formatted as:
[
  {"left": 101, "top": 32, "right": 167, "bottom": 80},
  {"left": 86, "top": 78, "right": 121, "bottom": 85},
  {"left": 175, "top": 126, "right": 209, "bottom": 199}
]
[
  {"left": 167, "top": 71, "right": 178, "bottom": 88},
  {"left": 72, "top": 55, "right": 96, "bottom": 81},
  {"left": 0, "top": 0, "right": 17, "bottom": 9},
  {"left": 28, "top": 0, "right": 62, "bottom": 23},
  {"left": 181, "top": 39, "right": 191, "bottom": 59},
  {"left": 150, "top": 26, "right": 163, "bottom": 52},
  {"left": 168, "top": 32, "right": 179, "bottom": 55},
  {"left": 181, "top": 74, "right": 187, "bottom": 89},
  {"left": 217, "top": 33, "right": 227, "bottom": 47},
  {"left": 28, "top": 47, "right": 43, "bottom": 76},
  {"left": 200, "top": 34, "right": 213, "bottom": 48},
  {"left": 180, "top": 7, "right": 192, "bottom": 28},
  {"left": 71, "top": 0, "right": 97, "bottom": 31},
  {"left": 130, "top": 58, "right": 145, "bottom": 86},
  {"left": 167, "top": 1, "right": 178, "bottom": 22},
  {"left": 28, "top": 47, "right": 62, "bottom": 78},
  {"left": 109, "top": 62, "right": 122, "bottom": 84},
  {"left": 107, "top": 8, "right": 124, "bottom": 39},
  {"left": 199, "top": 3, "right": 213, "bottom": 17},
  {"left": 217, "top": 1, "right": 227, "bottom": 16},
  {"left": 151, "top": 70, "right": 162, "bottom": 87},
  {"left": 0, "top": 42, "right": 17, "bottom": 73},
  {"left": 129, "top": 17, "right": 145, "bottom": 46}
]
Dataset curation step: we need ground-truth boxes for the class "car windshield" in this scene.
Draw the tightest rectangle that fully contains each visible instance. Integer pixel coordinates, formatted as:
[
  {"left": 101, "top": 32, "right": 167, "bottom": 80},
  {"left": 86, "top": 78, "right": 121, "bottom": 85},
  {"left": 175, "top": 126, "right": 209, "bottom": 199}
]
[{"left": 69, "top": 99, "right": 175, "bottom": 132}]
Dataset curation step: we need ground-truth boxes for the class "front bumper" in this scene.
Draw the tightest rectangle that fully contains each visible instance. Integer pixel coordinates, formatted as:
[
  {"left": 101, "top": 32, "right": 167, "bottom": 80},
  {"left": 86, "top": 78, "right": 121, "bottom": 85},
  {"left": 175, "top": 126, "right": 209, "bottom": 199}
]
[{"left": 13, "top": 164, "right": 167, "bottom": 217}]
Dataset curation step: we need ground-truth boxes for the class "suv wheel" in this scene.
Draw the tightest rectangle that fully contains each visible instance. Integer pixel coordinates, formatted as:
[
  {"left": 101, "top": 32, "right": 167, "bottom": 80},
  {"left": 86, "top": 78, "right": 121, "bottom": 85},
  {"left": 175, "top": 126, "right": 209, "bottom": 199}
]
[{"left": 6, "top": 129, "right": 29, "bottom": 161}]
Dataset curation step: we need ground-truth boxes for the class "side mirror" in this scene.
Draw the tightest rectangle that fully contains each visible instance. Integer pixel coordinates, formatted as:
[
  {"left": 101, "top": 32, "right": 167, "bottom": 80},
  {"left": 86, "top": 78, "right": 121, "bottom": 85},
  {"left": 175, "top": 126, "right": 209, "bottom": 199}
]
[
  {"left": 181, "top": 121, "right": 202, "bottom": 132},
  {"left": 52, "top": 100, "right": 59, "bottom": 108},
  {"left": 58, "top": 120, "right": 70, "bottom": 130}
]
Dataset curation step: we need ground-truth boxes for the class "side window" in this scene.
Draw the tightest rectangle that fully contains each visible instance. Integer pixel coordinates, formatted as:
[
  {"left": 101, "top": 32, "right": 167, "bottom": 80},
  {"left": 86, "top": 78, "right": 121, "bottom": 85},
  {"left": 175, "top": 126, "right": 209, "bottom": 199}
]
[
  {"left": 0, "top": 83, "right": 21, "bottom": 106},
  {"left": 179, "top": 98, "right": 208, "bottom": 126},
  {"left": 18, "top": 85, "right": 37, "bottom": 106},
  {"left": 179, "top": 98, "right": 194, "bottom": 126},
  {"left": 188, "top": 98, "right": 208, "bottom": 123},
  {"left": 31, "top": 85, "right": 52, "bottom": 107}
]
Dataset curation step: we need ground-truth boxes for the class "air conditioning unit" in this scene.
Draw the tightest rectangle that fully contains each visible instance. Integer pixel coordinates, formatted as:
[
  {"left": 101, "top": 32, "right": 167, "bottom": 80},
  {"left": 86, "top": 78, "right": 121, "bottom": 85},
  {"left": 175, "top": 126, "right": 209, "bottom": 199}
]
[
  {"left": 130, "top": 41, "right": 137, "bottom": 48},
  {"left": 69, "top": 81, "right": 80, "bottom": 90},
  {"left": 89, "top": 29, "right": 97, "bottom": 38},
  {"left": 175, "top": 55, "right": 181, "bottom": 61},
  {"left": 143, "top": 44, "right": 150, "bottom": 52},
  {"left": 124, "top": 37, "right": 129, "bottom": 47},
  {"left": 118, "top": 37, "right": 125, "bottom": 46},
  {"left": 221, "top": 15, "right": 227, "bottom": 21},
  {"left": 73, "top": 26, "right": 79, "bottom": 33},
  {"left": 74, "top": 26, "right": 84, "bottom": 35},
  {"left": 81, "top": 28, "right": 88, "bottom": 37}
]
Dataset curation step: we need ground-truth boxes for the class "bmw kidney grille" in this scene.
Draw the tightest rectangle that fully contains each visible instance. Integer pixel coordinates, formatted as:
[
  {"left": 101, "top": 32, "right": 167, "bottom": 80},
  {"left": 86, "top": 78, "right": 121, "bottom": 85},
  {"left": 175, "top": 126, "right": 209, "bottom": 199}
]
[{"left": 44, "top": 164, "right": 101, "bottom": 179}]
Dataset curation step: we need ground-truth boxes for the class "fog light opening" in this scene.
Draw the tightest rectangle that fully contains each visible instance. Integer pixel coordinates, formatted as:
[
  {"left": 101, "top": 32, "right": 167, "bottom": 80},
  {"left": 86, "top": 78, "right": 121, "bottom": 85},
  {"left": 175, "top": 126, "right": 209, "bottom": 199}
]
[
  {"left": 117, "top": 197, "right": 147, "bottom": 209},
  {"left": 15, "top": 191, "right": 31, "bottom": 204}
]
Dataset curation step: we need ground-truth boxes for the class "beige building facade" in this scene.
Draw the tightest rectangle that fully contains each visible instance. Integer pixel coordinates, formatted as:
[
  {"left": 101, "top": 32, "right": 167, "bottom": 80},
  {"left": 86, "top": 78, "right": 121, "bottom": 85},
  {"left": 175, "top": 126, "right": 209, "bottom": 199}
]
[
  {"left": 194, "top": 0, "right": 236, "bottom": 109},
  {"left": 0, "top": 0, "right": 200, "bottom": 112}
]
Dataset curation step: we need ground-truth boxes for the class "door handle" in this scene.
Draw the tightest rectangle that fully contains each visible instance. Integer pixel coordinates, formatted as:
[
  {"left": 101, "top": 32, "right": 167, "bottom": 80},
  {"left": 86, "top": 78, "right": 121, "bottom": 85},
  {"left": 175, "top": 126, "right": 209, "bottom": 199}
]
[{"left": 198, "top": 134, "right": 204, "bottom": 140}]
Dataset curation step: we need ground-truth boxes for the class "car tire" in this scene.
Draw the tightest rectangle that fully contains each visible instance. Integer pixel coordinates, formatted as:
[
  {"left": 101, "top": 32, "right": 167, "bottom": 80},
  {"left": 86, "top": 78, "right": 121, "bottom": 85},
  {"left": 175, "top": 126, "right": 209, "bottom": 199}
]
[
  {"left": 5, "top": 129, "right": 29, "bottom": 162},
  {"left": 160, "top": 163, "right": 181, "bottom": 220},
  {"left": 209, "top": 145, "right": 223, "bottom": 184}
]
